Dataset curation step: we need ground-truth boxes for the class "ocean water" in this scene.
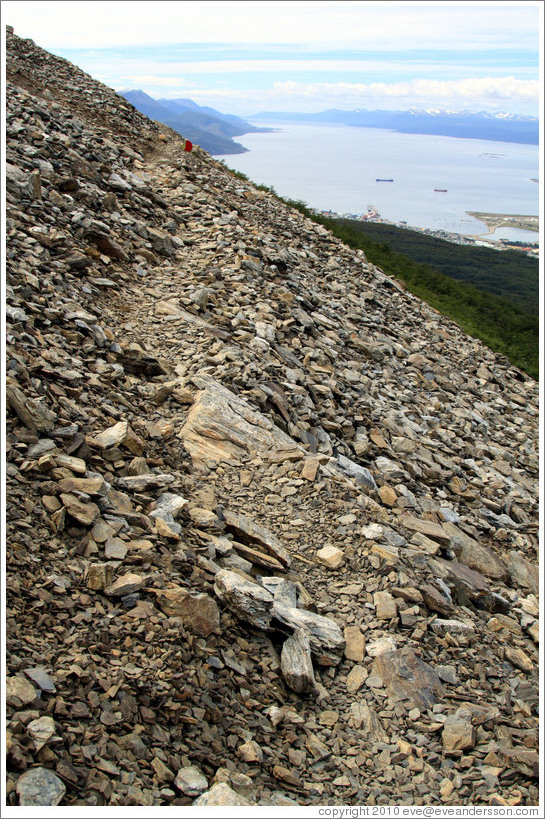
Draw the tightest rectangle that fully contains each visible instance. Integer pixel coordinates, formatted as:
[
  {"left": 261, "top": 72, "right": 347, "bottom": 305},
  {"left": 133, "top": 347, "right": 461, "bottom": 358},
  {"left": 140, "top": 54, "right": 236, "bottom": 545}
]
[{"left": 217, "top": 122, "right": 539, "bottom": 242}]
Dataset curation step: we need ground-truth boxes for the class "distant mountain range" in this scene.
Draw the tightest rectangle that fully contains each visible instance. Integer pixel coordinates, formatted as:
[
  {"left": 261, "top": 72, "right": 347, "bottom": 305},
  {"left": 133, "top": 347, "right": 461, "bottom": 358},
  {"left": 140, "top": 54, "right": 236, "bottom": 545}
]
[
  {"left": 119, "top": 90, "right": 271, "bottom": 154},
  {"left": 250, "top": 108, "right": 539, "bottom": 145}
]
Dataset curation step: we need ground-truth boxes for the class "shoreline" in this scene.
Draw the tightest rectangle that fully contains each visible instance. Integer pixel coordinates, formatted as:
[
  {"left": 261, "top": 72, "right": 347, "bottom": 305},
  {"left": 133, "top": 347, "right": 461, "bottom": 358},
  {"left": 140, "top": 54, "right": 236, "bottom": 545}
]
[
  {"left": 465, "top": 211, "right": 539, "bottom": 237},
  {"left": 316, "top": 208, "right": 539, "bottom": 256}
]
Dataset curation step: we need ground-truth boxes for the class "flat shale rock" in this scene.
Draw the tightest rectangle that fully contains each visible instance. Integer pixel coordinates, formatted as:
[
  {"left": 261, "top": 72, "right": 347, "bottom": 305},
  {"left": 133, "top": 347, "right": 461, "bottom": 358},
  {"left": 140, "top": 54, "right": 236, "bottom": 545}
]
[
  {"left": 180, "top": 375, "right": 303, "bottom": 466},
  {"left": 372, "top": 647, "right": 444, "bottom": 709},
  {"left": 281, "top": 627, "right": 317, "bottom": 694},
  {"left": 104, "top": 572, "right": 146, "bottom": 597},
  {"left": 175, "top": 765, "right": 208, "bottom": 796},
  {"left": 6, "top": 676, "right": 37, "bottom": 707},
  {"left": 316, "top": 544, "right": 345, "bottom": 568},
  {"left": 214, "top": 569, "right": 274, "bottom": 630},
  {"left": 343, "top": 625, "right": 366, "bottom": 661},
  {"left": 222, "top": 509, "right": 291, "bottom": 568},
  {"left": 442, "top": 721, "right": 476, "bottom": 752},
  {"left": 496, "top": 748, "right": 539, "bottom": 778},
  {"left": 6, "top": 381, "right": 56, "bottom": 432},
  {"left": 441, "top": 521, "right": 507, "bottom": 580},
  {"left": 272, "top": 604, "right": 345, "bottom": 666},
  {"left": 154, "top": 588, "right": 220, "bottom": 636},
  {"left": 506, "top": 551, "right": 539, "bottom": 594}
]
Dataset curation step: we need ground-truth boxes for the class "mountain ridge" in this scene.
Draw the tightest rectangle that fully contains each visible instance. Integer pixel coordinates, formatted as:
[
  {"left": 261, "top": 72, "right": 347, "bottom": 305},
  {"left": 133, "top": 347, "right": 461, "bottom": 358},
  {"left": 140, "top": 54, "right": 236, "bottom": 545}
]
[
  {"left": 121, "top": 89, "right": 271, "bottom": 155},
  {"left": 4, "top": 27, "right": 539, "bottom": 810},
  {"left": 249, "top": 108, "right": 539, "bottom": 144}
]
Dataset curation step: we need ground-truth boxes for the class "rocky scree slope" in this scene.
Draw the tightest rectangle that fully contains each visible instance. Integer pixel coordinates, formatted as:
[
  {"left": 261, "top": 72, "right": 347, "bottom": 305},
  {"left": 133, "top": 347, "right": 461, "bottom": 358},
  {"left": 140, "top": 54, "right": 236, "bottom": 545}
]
[{"left": 4, "top": 29, "right": 540, "bottom": 809}]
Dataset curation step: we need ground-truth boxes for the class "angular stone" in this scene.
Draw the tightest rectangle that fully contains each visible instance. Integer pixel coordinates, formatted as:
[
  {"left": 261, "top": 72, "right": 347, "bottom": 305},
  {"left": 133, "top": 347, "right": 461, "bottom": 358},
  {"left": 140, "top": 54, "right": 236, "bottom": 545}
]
[
  {"left": 410, "top": 531, "right": 441, "bottom": 555},
  {"left": 301, "top": 457, "right": 320, "bottom": 481},
  {"left": 436, "top": 558, "right": 490, "bottom": 592},
  {"left": 27, "top": 716, "right": 58, "bottom": 750},
  {"left": 155, "top": 589, "right": 220, "bottom": 636},
  {"left": 222, "top": 510, "right": 291, "bottom": 568},
  {"left": 115, "top": 473, "right": 175, "bottom": 492},
  {"left": 104, "top": 538, "right": 128, "bottom": 560},
  {"left": 238, "top": 740, "right": 263, "bottom": 764},
  {"left": 333, "top": 452, "right": 377, "bottom": 489},
  {"left": 506, "top": 551, "right": 539, "bottom": 594},
  {"left": 16, "top": 768, "right": 66, "bottom": 806},
  {"left": 55, "top": 453, "right": 87, "bottom": 474},
  {"left": 180, "top": 375, "right": 303, "bottom": 467},
  {"left": 504, "top": 645, "right": 534, "bottom": 673},
  {"left": 193, "top": 783, "right": 252, "bottom": 806},
  {"left": 24, "top": 667, "right": 56, "bottom": 693},
  {"left": 441, "top": 521, "right": 507, "bottom": 580},
  {"left": 496, "top": 747, "right": 539, "bottom": 778},
  {"left": 6, "top": 675, "right": 37, "bottom": 706},
  {"left": 366, "top": 636, "right": 397, "bottom": 657},
  {"left": 104, "top": 572, "right": 145, "bottom": 597},
  {"left": 343, "top": 625, "right": 365, "bottom": 661},
  {"left": 316, "top": 544, "right": 344, "bottom": 569},
  {"left": 400, "top": 515, "right": 450, "bottom": 542},
  {"left": 59, "top": 494, "right": 100, "bottom": 526},
  {"left": 346, "top": 665, "right": 367, "bottom": 693},
  {"left": 430, "top": 619, "right": 475, "bottom": 637},
  {"left": 374, "top": 590, "right": 398, "bottom": 619},
  {"left": 58, "top": 476, "right": 106, "bottom": 495},
  {"left": 378, "top": 485, "right": 397, "bottom": 506},
  {"left": 91, "top": 420, "right": 145, "bottom": 454},
  {"left": 214, "top": 570, "right": 274, "bottom": 631},
  {"left": 372, "top": 647, "right": 444, "bottom": 709},
  {"left": 86, "top": 562, "right": 115, "bottom": 591},
  {"left": 442, "top": 721, "right": 476, "bottom": 752},
  {"left": 349, "top": 701, "right": 388, "bottom": 741},
  {"left": 281, "top": 627, "right": 316, "bottom": 694},
  {"left": 420, "top": 584, "right": 455, "bottom": 616},
  {"left": 272, "top": 604, "right": 345, "bottom": 666},
  {"left": 175, "top": 765, "right": 208, "bottom": 796},
  {"left": 6, "top": 381, "right": 56, "bottom": 432}
]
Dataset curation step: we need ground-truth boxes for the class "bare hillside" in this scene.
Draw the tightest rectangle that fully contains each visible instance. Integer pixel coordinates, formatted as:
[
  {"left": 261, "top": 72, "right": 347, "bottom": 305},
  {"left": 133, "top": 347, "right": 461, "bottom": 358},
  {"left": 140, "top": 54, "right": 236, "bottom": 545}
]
[{"left": 4, "top": 28, "right": 539, "bottom": 809}]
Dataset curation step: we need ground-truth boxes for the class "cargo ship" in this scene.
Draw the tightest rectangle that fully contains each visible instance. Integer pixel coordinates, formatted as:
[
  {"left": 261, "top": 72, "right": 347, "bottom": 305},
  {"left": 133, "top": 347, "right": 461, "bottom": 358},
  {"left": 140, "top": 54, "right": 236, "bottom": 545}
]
[
  {"left": 376, "top": 178, "right": 394, "bottom": 182},
  {"left": 434, "top": 188, "right": 448, "bottom": 192}
]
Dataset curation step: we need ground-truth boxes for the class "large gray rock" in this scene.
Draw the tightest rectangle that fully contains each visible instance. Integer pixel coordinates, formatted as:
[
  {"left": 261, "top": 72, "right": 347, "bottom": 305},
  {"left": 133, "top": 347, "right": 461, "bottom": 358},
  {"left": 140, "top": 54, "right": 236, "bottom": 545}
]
[
  {"left": 193, "top": 782, "right": 252, "bottom": 806},
  {"left": 16, "top": 768, "right": 66, "bottom": 806},
  {"left": 214, "top": 570, "right": 274, "bottom": 630},
  {"left": 281, "top": 627, "right": 317, "bottom": 694},
  {"left": 180, "top": 375, "right": 303, "bottom": 467},
  {"left": 272, "top": 604, "right": 345, "bottom": 666}
]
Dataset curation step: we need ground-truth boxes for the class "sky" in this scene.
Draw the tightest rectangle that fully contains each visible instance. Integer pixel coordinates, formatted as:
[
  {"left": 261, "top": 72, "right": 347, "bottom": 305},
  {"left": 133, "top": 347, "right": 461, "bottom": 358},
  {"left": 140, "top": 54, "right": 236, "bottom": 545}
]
[{"left": 2, "top": 1, "right": 542, "bottom": 116}]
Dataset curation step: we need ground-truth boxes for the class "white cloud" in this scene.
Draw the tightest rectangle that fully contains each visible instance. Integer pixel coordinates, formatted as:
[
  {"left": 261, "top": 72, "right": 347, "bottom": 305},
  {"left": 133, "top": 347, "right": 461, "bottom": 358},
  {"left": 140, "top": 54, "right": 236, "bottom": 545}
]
[
  {"left": 3, "top": 0, "right": 539, "bottom": 49},
  {"left": 165, "top": 75, "right": 539, "bottom": 116},
  {"left": 271, "top": 77, "right": 540, "bottom": 103},
  {"left": 122, "top": 75, "right": 191, "bottom": 87}
]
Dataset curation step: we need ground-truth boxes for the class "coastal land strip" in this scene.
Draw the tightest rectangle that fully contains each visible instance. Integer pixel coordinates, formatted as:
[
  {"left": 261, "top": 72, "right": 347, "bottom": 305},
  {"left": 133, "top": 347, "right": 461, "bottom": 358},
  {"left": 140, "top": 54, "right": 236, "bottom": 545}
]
[{"left": 466, "top": 211, "right": 539, "bottom": 236}]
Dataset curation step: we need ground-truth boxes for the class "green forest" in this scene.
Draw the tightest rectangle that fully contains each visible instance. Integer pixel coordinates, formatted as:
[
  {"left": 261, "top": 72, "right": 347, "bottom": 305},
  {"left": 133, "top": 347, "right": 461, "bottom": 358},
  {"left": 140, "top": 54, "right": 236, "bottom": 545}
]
[{"left": 332, "top": 219, "right": 538, "bottom": 315}]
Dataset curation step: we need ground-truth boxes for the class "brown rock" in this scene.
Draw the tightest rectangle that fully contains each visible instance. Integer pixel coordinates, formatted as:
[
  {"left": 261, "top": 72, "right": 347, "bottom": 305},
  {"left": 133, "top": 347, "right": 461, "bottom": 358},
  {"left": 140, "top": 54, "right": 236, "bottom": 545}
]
[
  {"left": 373, "top": 647, "right": 444, "bottom": 709},
  {"left": 343, "top": 625, "right": 365, "bottom": 661},
  {"left": 442, "top": 721, "right": 475, "bottom": 752},
  {"left": 155, "top": 589, "right": 220, "bottom": 636},
  {"left": 316, "top": 544, "right": 344, "bottom": 568},
  {"left": 378, "top": 485, "right": 397, "bottom": 506},
  {"left": 59, "top": 493, "right": 100, "bottom": 526}
]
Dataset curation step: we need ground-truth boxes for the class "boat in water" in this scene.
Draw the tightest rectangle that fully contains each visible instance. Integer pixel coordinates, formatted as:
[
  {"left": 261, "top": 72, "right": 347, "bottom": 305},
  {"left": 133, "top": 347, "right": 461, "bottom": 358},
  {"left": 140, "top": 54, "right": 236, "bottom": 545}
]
[
  {"left": 376, "top": 178, "right": 394, "bottom": 182},
  {"left": 434, "top": 188, "right": 448, "bottom": 192}
]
